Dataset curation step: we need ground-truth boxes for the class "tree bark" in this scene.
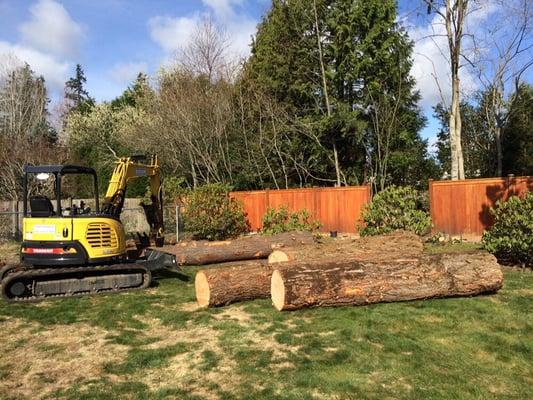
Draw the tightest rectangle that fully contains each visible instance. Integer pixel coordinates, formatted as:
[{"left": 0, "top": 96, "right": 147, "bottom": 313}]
[
  {"left": 268, "top": 231, "right": 423, "bottom": 264},
  {"left": 443, "top": 0, "right": 466, "bottom": 180},
  {"left": 158, "top": 232, "right": 315, "bottom": 265},
  {"left": 195, "top": 261, "right": 273, "bottom": 307},
  {"left": 495, "top": 125, "right": 503, "bottom": 176},
  {"left": 270, "top": 251, "right": 503, "bottom": 311},
  {"left": 313, "top": 0, "right": 342, "bottom": 187}
]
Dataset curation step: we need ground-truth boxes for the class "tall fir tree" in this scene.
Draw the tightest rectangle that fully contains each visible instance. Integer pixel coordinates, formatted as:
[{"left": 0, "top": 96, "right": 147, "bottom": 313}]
[
  {"left": 244, "top": 0, "right": 433, "bottom": 188},
  {"left": 502, "top": 84, "right": 533, "bottom": 176},
  {"left": 64, "top": 64, "right": 93, "bottom": 113},
  {"left": 111, "top": 72, "right": 153, "bottom": 110}
]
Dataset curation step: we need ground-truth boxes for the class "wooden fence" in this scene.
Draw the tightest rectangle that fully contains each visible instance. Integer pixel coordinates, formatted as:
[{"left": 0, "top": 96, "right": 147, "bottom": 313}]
[
  {"left": 429, "top": 176, "right": 533, "bottom": 238},
  {"left": 231, "top": 186, "right": 371, "bottom": 233}
]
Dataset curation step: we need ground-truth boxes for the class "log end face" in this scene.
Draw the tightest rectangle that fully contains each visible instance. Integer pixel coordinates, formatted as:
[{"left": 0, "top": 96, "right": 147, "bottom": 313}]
[
  {"left": 271, "top": 269, "right": 286, "bottom": 311},
  {"left": 268, "top": 250, "right": 290, "bottom": 264},
  {"left": 195, "top": 271, "right": 211, "bottom": 308}
]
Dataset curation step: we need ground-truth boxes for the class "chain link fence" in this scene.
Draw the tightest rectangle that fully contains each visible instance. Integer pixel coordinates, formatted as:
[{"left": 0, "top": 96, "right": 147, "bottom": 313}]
[{"left": 0, "top": 210, "right": 22, "bottom": 242}]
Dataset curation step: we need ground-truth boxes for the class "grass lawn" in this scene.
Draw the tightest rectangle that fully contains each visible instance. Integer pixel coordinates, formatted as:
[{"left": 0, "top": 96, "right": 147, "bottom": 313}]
[{"left": 0, "top": 242, "right": 531, "bottom": 399}]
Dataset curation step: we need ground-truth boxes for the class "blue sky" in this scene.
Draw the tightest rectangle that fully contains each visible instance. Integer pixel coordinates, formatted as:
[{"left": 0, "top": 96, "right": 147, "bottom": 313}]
[
  {"left": 0, "top": 1, "right": 269, "bottom": 100},
  {"left": 1, "top": 0, "right": 530, "bottom": 151}
]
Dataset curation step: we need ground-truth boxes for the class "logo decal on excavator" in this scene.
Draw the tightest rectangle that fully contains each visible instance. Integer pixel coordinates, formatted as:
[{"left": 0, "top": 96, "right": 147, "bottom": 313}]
[{"left": 33, "top": 225, "right": 55, "bottom": 234}]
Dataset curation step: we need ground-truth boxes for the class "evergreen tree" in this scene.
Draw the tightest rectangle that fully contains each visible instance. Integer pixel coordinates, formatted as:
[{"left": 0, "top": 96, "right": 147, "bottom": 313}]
[
  {"left": 111, "top": 72, "right": 153, "bottom": 110},
  {"left": 244, "top": 0, "right": 431, "bottom": 188},
  {"left": 502, "top": 84, "right": 533, "bottom": 176},
  {"left": 64, "top": 64, "right": 94, "bottom": 113}
]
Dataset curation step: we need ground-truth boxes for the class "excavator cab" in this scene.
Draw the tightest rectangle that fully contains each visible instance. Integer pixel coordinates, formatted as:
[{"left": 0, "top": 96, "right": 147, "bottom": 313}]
[{"left": 21, "top": 165, "right": 106, "bottom": 266}]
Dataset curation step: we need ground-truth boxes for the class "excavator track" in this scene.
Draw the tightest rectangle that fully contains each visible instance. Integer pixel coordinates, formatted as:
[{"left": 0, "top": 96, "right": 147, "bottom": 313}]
[{"left": 1, "top": 264, "right": 151, "bottom": 302}]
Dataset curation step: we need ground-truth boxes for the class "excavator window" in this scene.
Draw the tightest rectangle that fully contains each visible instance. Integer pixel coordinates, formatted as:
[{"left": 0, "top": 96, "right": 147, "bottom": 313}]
[
  {"left": 29, "top": 195, "right": 55, "bottom": 217},
  {"left": 23, "top": 165, "right": 100, "bottom": 218}
]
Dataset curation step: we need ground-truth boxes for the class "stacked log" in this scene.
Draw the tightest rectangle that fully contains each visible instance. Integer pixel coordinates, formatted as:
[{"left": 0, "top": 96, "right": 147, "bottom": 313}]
[
  {"left": 195, "top": 231, "right": 426, "bottom": 308},
  {"left": 270, "top": 251, "right": 503, "bottom": 311},
  {"left": 158, "top": 231, "right": 315, "bottom": 266},
  {"left": 192, "top": 231, "right": 503, "bottom": 310},
  {"left": 268, "top": 230, "right": 423, "bottom": 263}
]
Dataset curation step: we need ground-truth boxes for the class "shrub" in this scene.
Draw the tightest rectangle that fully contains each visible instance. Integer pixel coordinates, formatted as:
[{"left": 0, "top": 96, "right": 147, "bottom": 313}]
[
  {"left": 262, "top": 206, "right": 321, "bottom": 235},
  {"left": 360, "top": 185, "right": 431, "bottom": 236},
  {"left": 482, "top": 193, "right": 533, "bottom": 266},
  {"left": 182, "top": 183, "right": 249, "bottom": 240}
]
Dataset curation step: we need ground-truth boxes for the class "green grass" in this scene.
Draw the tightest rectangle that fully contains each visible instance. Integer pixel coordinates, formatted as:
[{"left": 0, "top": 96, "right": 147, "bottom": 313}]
[{"left": 0, "top": 243, "right": 531, "bottom": 400}]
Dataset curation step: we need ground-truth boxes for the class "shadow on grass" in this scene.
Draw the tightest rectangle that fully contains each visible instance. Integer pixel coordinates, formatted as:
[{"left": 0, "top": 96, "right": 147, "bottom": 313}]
[{"left": 153, "top": 268, "right": 191, "bottom": 282}]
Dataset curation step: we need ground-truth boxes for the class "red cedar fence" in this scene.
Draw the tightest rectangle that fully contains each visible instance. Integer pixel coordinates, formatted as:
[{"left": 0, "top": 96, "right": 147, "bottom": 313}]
[
  {"left": 429, "top": 176, "right": 533, "bottom": 238},
  {"left": 230, "top": 186, "right": 372, "bottom": 233}
]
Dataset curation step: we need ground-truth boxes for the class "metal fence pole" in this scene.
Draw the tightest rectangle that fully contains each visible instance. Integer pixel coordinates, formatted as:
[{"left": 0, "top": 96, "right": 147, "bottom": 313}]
[
  {"left": 175, "top": 204, "right": 179, "bottom": 242},
  {"left": 11, "top": 201, "right": 17, "bottom": 239}
]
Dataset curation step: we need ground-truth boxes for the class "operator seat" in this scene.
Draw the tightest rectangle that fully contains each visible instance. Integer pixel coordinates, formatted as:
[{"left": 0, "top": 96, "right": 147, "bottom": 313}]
[{"left": 30, "top": 195, "right": 55, "bottom": 217}]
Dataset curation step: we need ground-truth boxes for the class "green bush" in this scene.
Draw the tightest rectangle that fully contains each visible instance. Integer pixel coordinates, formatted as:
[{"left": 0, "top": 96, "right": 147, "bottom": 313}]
[
  {"left": 360, "top": 185, "right": 431, "bottom": 236},
  {"left": 482, "top": 193, "right": 533, "bottom": 266},
  {"left": 182, "top": 183, "right": 249, "bottom": 240},
  {"left": 262, "top": 206, "right": 321, "bottom": 235}
]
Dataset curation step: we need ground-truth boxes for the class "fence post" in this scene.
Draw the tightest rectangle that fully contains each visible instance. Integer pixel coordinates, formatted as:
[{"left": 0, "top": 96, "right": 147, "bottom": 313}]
[
  {"left": 175, "top": 204, "right": 180, "bottom": 242},
  {"left": 506, "top": 174, "right": 515, "bottom": 199},
  {"left": 12, "top": 200, "right": 21, "bottom": 240},
  {"left": 428, "top": 179, "right": 434, "bottom": 234}
]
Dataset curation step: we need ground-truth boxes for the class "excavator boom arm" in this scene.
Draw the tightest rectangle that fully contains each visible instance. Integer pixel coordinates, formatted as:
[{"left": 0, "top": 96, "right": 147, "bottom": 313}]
[{"left": 101, "top": 155, "right": 164, "bottom": 244}]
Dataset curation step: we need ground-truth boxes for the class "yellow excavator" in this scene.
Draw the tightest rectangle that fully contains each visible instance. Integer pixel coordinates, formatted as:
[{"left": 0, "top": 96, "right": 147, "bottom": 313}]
[{"left": 1, "top": 155, "right": 177, "bottom": 302}]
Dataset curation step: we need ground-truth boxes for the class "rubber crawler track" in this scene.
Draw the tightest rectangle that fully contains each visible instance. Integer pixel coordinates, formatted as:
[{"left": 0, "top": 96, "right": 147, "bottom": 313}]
[{"left": 1, "top": 264, "right": 151, "bottom": 302}]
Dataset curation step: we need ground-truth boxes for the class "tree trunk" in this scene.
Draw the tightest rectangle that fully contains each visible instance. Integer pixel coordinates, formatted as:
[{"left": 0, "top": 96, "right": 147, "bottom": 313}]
[
  {"left": 455, "top": 88, "right": 465, "bottom": 180},
  {"left": 313, "top": 0, "right": 341, "bottom": 187},
  {"left": 270, "top": 251, "right": 503, "bottom": 311},
  {"left": 268, "top": 231, "right": 423, "bottom": 264},
  {"left": 449, "top": 77, "right": 462, "bottom": 180},
  {"left": 158, "top": 232, "right": 315, "bottom": 265},
  {"left": 443, "top": 0, "right": 466, "bottom": 180},
  {"left": 495, "top": 125, "right": 503, "bottom": 176},
  {"left": 195, "top": 261, "right": 273, "bottom": 307}
]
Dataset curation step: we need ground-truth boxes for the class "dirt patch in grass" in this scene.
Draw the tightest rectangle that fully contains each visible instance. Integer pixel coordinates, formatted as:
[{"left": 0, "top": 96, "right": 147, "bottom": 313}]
[
  {"left": 510, "top": 288, "right": 533, "bottom": 296},
  {"left": 211, "top": 305, "right": 253, "bottom": 324},
  {"left": 0, "top": 317, "right": 128, "bottom": 399},
  {"left": 179, "top": 301, "right": 201, "bottom": 312},
  {"left": 133, "top": 315, "right": 238, "bottom": 398}
]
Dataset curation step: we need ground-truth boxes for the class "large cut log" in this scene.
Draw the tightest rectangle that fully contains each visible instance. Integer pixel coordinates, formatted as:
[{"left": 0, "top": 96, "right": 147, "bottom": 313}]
[
  {"left": 158, "top": 231, "right": 315, "bottom": 265},
  {"left": 268, "top": 230, "right": 423, "bottom": 263},
  {"left": 195, "top": 261, "right": 273, "bottom": 307},
  {"left": 271, "top": 251, "right": 503, "bottom": 311}
]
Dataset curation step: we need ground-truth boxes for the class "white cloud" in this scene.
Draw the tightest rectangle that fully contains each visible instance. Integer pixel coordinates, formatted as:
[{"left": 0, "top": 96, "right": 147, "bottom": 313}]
[
  {"left": 148, "top": 15, "right": 199, "bottom": 53},
  {"left": 109, "top": 61, "right": 148, "bottom": 86},
  {"left": 0, "top": 41, "right": 70, "bottom": 90},
  {"left": 225, "top": 16, "right": 256, "bottom": 60},
  {"left": 148, "top": 0, "right": 256, "bottom": 61},
  {"left": 202, "top": 0, "right": 243, "bottom": 19},
  {"left": 0, "top": 0, "right": 84, "bottom": 98},
  {"left": 19, "top": 0, "right": 84, "bottom": 58},
  {"left": 407, "top": 2, "right": 498, "bottom": 109}
]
